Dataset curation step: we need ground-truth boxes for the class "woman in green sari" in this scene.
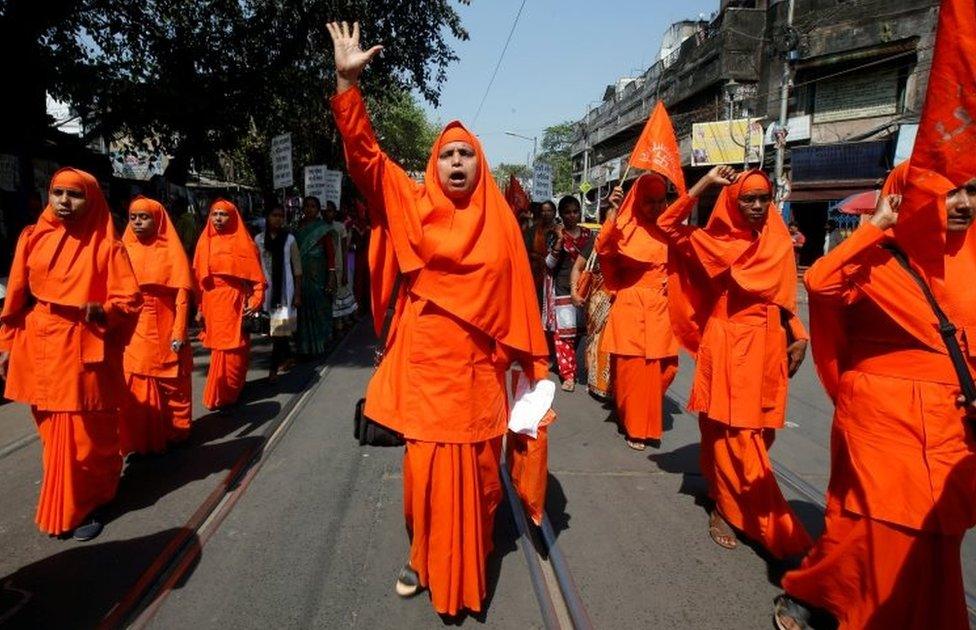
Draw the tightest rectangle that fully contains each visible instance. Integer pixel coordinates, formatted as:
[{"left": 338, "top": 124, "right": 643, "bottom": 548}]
[{"left": 295, "top": 196, "right": 337, "bottom": 356}]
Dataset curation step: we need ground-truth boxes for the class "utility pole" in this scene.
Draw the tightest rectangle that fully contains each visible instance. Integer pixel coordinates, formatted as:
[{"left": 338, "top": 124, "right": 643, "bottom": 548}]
[{"left": 774, "top": 0, "right": 798, "bottom": 203}]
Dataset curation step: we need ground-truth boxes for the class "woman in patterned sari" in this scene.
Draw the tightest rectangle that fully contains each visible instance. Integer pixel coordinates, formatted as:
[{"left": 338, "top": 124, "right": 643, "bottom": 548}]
[
  {"left": 572, "top": 236, "right": 613, "bottom": 400},
  {"left": 295, "top": 196, "right": 337, "bottom": 356}
]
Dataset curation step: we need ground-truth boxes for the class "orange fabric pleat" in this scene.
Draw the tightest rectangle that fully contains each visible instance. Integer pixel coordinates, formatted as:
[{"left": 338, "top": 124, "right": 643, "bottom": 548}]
[
  {"left": 203, "top": 345, "right": 249, "bottom": 409},
  {"left": 403, "top": 438, "right": 502, "bottom": 616},
  {"left": 34, "top": 410, "right": 121, "bottom": 535},
  {"left": 506, "top": 427, "right": 550, "bottom": 526},
  {"left": 782, "top": 505, "right": 968, "bottom": 630},
  {"left": 698, "top": 415, "right": 812, "bottom": 558},
  {"left": 120, "top": 370, "right": 192, "bottom": 455},
  {"left": 612, "top": 356, "right": 678, "bottom": 440}
]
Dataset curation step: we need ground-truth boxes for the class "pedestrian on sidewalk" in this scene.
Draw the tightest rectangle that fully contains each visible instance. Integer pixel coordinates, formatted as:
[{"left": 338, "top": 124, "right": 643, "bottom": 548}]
[
  {"left": 254, "top": 204, "right": 302, "bottom": 383},
  {"left": 596, "top": 174, "right": 680, "bottom": 451},
  {"left": 0, "top": 168, "right": 142, "bottom": 541},
  {"left": 327, "top": 21, "right": 551, "bottom": 617},
  {"left": 294, "top": 196, "right": 336, "bottom": 356},
  {"left": 120, "top": 196, "right": 194, "bottom": 456},
  {"left": 658, "top": 166, "right": 813, "bottom": 558},
  {"left": 788, "top": 221, "right": 805, "bottom": 254},
  {"left": 544, "top": 196, "right": 591, "bottom": 391},
  {"left": 193, "top": 199, "right": 266, "bottom": 410}
]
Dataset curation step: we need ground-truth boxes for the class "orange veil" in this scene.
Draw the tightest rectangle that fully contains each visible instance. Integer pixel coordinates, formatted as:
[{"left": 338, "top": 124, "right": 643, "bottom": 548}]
[{"left": 123, "top": 196, "right": 194, "bottom": 290}]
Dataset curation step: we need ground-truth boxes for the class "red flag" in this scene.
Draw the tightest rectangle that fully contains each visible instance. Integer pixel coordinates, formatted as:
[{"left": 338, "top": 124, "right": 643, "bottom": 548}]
[
  {"left": 505, "top": 173, "right": 530, "bottom": 213},
  {"left": 627, "top": 101, "right": 687, "bottom": 194},
  {"left": 910, "top": 0, "right": 976, "bottom": 184}
]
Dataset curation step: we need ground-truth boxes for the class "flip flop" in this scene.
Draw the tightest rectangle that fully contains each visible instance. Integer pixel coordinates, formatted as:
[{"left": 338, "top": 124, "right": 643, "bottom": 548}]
[
  {"left": 625, "top": 439, "right": 646, "bottom": 451},
  {"left": 773, "top": 594, "right": 812, "bottom": 630},
  {"left": 708, "top": 511, "right": 738, "bottom": 550}
]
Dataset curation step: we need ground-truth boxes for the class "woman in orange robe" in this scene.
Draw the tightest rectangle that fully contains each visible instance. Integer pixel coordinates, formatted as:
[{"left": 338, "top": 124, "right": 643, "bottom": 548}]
[
  {"left": 658, "top": 167, "right": 812, "bottom": 557},
  {"left": 327, "top": 21, "right": 551, "bottom": 616},
  {"left": 120, "top": 196, "right": 194, "bottom": 454},
  {"left": 776, "top": 169, "right": 976, "bottom": 629},
  {"left": 597, "top": 175, "right": 679, "bottom": 449},
  {"left": 193, "top": 199, "right": 266, "bottom": 410},
  {"left": 0, "top": 168, "right": 142, "bottom": 540}
]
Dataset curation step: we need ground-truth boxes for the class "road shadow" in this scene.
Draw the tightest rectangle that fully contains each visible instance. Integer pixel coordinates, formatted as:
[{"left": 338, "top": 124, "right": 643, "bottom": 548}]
[
  {"left": 106, "top": 435, "right": 266, "bottom": 526},
  {"left": 0, "top": 527, "right": 201, "bottom": 628},
  {"left": 542, "top": 473, "right": 570, "bottom": 541}
]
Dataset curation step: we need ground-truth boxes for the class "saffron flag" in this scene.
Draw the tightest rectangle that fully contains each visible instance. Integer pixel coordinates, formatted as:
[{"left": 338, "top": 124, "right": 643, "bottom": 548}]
[
  {"left": 505, "top": 174, "right": 530, "bottom": 214},
  {"left": 910, "top": 0, "right": 976, "bottom": 184},
  {"left": 627, "top": 101, "right": 687, "bottom": 194}
]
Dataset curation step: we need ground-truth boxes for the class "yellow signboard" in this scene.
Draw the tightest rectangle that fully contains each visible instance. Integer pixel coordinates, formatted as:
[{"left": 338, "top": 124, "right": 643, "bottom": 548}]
[{"left": 691, "top": 119, "right": 764, "bottom": 167}]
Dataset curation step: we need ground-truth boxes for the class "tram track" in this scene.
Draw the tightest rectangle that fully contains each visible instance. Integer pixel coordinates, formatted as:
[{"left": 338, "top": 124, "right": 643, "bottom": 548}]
[{"left": 98, "top": 333, "right": 353, "bottom": 629}]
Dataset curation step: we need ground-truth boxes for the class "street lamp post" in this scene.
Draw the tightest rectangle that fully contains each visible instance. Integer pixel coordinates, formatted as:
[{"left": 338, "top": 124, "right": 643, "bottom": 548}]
[{"left": 505, "top": 131, "right": 537, "bottom": 169}]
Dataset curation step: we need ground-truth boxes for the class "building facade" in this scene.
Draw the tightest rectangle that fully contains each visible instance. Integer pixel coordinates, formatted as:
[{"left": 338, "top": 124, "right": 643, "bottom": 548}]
[{"left": 570, "top": 0, "right": 939, "bottom": 264}]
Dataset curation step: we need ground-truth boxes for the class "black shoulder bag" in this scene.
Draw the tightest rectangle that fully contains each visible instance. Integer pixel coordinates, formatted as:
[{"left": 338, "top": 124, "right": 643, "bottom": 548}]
[
  {"left": 885, "top": 245, "right": 976, "bottom": 408},
  {"left": 353, "top": 280, "right": 406, "bottom": 447}
]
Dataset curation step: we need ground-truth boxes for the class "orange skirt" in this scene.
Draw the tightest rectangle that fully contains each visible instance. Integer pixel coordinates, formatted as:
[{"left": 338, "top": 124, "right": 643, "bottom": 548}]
[
  {"left": 612, "top": 355, "right": 678, "bottom": 440},
  {"left": 34, "top": 410, "right": 122, "bottom": 535},
  {"left": 120, "top": 372, "right": 192, "bottom": 455},
  {"left": 403, "top": 438, "right": 503, "bottom": 616},
  {"left": 783, "top": 504, "right": 968, "bottom": 629},
  {"left": 699, "top": 415, "right": 812, "bottom": 558},
  {"left": 203, "top": 345, "right": 249, "bottom": 410}
]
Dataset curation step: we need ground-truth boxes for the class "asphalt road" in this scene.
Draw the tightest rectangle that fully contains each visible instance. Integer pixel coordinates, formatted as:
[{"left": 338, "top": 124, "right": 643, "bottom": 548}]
[{"left": 1, "top": 302, "right": 974, "bottom": 628}]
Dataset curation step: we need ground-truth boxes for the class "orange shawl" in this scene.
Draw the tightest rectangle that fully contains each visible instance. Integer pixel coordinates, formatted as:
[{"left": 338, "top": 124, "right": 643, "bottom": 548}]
[
  {"left": 604, "top": 173, "right": 669, "bottom": 270},
  {"left": 368, "top": 118, "right": 547, "bottom": 358},
  {"left": 192, "top": 199, "right": 265, "bottom": 286},
  {"left": 1, "top": 167, "right": 141, "bottom": 363},
  {"left": 667, "top": 170, "right": 798, "bottom": 354},
  {"left": 123, "top": 196, "right": 194, "bottom": 290}
]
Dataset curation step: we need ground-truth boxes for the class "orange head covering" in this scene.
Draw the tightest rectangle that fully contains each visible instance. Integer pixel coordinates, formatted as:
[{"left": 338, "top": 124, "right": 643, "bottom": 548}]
[
  {"left": 123, "top": 196, "right": 194, "bottom": 291},
  {"left": 694, "top": 170, "right": 793, "bottom": 306},
  {"left": 192, "top": 198, "right": 265, "bottom": 286},
  {"left": 370, "top": 120, "right": 547, "bottom": 357},
  {"left": 608, "top": 173, "right": 670, "bottom": 267},
  {"left": 668, "top": 169, "right": 797, "bottom": 354},
  {"left": 6, "top": 168, "right": 122, "bottom": 308},
  {"left": 1, "top": 167, "right": 141, "bottom": 364}
]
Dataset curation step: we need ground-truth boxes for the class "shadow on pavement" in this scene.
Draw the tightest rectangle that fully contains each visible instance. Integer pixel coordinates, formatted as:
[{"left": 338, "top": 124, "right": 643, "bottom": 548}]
[
  {"left": 0, "top": 527, "right": 201, "bottom": 628},
  {"left": 543, "top": 473, "right": 571, "bottom": 542}
]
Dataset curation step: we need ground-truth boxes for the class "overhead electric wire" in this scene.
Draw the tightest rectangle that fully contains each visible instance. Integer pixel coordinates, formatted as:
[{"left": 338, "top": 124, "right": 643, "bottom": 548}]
[{"left": 471, "top": 0, "right": 528, "bottom": 125}]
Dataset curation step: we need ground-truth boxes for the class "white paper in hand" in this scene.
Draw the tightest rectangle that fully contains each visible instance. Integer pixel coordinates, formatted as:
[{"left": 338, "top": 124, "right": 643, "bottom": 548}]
[{"left": 508, "top": 377, "right": 555, "bottom": 438}]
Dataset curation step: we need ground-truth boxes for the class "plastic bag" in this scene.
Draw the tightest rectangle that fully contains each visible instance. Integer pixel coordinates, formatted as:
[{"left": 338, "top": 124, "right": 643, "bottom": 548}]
[{"left": 269, "top": 305, "right": 296, "bottom": 337}]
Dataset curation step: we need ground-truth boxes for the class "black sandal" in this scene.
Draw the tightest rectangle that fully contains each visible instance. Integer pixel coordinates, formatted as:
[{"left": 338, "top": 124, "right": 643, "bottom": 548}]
[
  {"left": 773, "top": 594, "right": 812, "bottom": 630},
  {"left": 395, "top": 564, "right": 420, "bottom": 598}
]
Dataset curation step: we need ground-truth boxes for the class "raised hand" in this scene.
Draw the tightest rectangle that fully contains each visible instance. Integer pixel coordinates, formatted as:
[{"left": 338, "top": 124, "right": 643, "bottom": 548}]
[
  {"left": 326, "top": 21, "right": 383, "bottom": 93},
  {"left": 870, "top": 194, "right": 901, "bottom": 231},
  {"left": 689, "top": 165, "right": 738, "bottom": 198},
  {"left": 608, "top": 186, "right": 625, "bottom": 211}
]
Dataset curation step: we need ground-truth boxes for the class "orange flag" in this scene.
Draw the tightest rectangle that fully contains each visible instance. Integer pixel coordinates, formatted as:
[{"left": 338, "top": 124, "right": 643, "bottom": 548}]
[
  {"left": 505, "top": 173, "right": 530, "bottom": 213},
  {"left": 910, "top": 0, "right": 976, "bottom": 184},
  {"left": 628, "top": 101, "right": 687, "bottom": 194}
]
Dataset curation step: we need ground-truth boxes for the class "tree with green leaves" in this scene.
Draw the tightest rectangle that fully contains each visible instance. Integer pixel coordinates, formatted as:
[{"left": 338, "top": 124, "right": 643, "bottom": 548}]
[
  {"left": 492, "top": 162, "right": 532, "bottom": 189},
  {"left": 0, "top": 0, "right": 469, "bottom": 192},
  {"left": 538, "top": 122, "right": 575, "bottom": 196}
]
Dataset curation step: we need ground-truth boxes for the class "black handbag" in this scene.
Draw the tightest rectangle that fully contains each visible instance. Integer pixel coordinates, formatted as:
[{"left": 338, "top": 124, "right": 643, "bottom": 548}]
[
  {"left": 353, "top": 280, "right": 405, "bottom": 447},
  {"left": 885, "top": 245, "right": 976, "bottom": 409},
  {"left": 241, "top": 310, "right": 270, "bottom": 335}
]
